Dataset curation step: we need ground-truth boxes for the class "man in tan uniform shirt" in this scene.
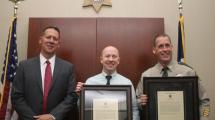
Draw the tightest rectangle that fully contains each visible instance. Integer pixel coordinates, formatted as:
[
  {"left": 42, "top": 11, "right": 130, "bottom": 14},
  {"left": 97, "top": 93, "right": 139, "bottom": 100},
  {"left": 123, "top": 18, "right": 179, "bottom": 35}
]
[{"left": 136, "top": 33, "right": 210, "bottom": 120}]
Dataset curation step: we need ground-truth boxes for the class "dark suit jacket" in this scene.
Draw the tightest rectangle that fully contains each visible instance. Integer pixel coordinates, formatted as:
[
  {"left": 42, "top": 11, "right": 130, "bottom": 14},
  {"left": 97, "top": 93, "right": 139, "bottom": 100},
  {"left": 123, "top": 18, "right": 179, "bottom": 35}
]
[{"left": 11, "top": 56, "right": 78, "bottom": 120}]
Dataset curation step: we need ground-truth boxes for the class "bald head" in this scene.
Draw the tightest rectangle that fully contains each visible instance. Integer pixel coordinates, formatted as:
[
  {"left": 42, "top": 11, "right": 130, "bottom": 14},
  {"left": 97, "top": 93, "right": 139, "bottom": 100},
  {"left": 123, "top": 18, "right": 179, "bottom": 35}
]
[
  {"left": 100, "top": 46, "right": 120, "bottom": 74},
  {"left": 101, "top": 46, "right": 119, "bottom": 57}
]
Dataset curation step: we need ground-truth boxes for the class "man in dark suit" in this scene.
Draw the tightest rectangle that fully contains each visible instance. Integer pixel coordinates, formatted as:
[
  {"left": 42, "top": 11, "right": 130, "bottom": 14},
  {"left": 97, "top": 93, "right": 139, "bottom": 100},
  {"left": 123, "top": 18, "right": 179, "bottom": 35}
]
[{"left": 11, "top": 26, "right": 78, "bottom": 120}]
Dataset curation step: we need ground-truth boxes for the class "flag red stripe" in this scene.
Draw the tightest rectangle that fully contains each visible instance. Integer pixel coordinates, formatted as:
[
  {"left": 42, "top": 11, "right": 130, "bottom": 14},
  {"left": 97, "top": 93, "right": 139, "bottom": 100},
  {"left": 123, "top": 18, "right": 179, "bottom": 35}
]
[{"left": 0, "top": 80, "right": 10, "bottom": 120}]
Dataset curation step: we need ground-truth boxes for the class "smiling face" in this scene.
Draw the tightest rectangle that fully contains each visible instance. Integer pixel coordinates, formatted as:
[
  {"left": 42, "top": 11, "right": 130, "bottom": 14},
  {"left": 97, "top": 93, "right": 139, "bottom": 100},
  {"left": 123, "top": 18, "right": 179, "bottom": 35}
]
[
  {"left": 39, "top": 27, "right": 60, "bottom": 59},
  {"left": 100, "top": 46, "right": 120, "bottom": 75},
  {"left": 153, "top": 35, "right": 173, "bottom": 66}
]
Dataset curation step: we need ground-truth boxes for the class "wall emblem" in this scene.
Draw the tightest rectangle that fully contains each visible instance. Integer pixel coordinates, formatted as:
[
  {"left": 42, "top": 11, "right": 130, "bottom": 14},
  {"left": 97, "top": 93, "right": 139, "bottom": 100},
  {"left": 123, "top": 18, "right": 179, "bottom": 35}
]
[{"left": 83, "top": 0, "right": 112, "bottom": 13}]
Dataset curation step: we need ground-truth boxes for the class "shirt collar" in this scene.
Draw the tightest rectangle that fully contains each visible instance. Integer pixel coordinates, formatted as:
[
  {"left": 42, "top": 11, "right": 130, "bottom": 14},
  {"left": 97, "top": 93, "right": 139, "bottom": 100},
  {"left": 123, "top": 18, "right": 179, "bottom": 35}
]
[
  {"left": 101, "top": 70, "right": 117, "bottom": 78},
  {"left": 156, "top": 61, "right": 175, "bottom": 73},
  {"left": 40, "top": 53, "right": 56, "bottom": 65}
]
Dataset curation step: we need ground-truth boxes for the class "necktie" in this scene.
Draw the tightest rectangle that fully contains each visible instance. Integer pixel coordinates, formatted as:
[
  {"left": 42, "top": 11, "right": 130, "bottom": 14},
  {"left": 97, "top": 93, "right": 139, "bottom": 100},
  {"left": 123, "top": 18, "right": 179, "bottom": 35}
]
[
  {"left": 43, "top": 60, "right": 52, "bottom": 113},
  {"left": 162, "top": 67, "right": 168, "bottom": 77},
  {"left": 106, "top": 75, "right": 112, "bottom": 85}
]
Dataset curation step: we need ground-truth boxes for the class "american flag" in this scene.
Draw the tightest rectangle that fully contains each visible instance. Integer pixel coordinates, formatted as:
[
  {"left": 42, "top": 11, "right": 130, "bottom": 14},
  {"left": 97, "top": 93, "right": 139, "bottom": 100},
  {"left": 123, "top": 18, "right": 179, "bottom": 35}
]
[{"left": 0, "top": 17, "right": 18, "bottom": 120}]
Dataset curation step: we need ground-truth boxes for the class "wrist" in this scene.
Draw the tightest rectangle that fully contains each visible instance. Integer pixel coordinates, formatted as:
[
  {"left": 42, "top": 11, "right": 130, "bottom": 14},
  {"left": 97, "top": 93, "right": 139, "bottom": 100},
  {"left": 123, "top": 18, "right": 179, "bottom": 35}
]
[{"left": 49, "top": 114, "right": 55, "bottom": 120}]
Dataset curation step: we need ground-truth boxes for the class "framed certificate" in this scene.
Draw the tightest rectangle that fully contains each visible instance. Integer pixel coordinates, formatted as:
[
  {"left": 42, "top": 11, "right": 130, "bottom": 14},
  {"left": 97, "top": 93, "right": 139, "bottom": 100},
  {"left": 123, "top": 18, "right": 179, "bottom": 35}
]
[
  {"left": 143, "top": 77, "right": 199, "bottom": 120},
  {"left": 80, "top": 85, "right": 132, "bottom": 120}
]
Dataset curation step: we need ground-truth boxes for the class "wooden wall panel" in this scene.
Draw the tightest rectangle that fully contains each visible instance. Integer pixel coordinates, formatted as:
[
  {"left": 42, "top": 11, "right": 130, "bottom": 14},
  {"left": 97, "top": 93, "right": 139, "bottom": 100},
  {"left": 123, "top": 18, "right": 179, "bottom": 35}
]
[
  {"left": 28, "top": 17, "right": 164, "bottom": 87},
  {"left": 28, "top": 18, "right": 164, "bottom": 120},
  {"left": 28, "top": 18, "right": 97, "bottom": 82},
  {"left": 96, "top": 18, "right": 164, "bottom": 87}
]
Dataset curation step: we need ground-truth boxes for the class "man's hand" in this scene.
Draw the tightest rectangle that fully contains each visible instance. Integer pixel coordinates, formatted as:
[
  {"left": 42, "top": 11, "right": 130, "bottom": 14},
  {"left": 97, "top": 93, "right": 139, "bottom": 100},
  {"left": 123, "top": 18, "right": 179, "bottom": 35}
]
[
  {"left": 33, "top": 114, "right": 54, "bottom": 120},
  {"left": 75, "top": 82, "right": 85, "bottom": 96},
  {"left": 139, "top": 94, "right": 148, "bottom": 106}
]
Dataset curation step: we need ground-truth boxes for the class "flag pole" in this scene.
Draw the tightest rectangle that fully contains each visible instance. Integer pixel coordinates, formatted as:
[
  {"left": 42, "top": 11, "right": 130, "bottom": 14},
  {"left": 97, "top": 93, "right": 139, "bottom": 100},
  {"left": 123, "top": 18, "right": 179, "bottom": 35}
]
[
  {"left": 0, "top": 1, "right": 24, "bottom": 119},
  {"left": 177, "top": 0, "right": 183, "bottom": 17},
  {"left": 9, "top": 0, "right": 24, "bottom": 17},
  {"left": 0, "top": 0, "right": 23, "bottom": 105}
]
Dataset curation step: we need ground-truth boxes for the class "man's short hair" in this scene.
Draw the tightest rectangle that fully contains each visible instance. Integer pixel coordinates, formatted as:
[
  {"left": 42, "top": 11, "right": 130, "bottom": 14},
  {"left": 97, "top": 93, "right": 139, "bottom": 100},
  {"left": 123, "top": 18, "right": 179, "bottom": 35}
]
[
  {"left": 153, "top": 33, "right": 172, "bottom": 47},
  {"left": 42, "top": 26, "right": 61, "bottom": 38}
]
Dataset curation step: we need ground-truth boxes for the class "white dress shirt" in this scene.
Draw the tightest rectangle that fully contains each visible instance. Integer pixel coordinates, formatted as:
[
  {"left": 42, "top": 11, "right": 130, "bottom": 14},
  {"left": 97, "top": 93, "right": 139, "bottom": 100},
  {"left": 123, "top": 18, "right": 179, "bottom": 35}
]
[
  {"left": 86, "top": 71, "right": 140, "bottom": 120},
  {"left": 40, "top": 54, "right": 55, "bottom": 93}
]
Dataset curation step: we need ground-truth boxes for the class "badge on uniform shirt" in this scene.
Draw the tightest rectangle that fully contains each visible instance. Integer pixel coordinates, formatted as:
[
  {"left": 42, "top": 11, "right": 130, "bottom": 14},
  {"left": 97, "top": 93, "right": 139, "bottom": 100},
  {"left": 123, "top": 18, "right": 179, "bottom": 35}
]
[{"left": 200, "top": 98, "right": 210, "bottom": 117}]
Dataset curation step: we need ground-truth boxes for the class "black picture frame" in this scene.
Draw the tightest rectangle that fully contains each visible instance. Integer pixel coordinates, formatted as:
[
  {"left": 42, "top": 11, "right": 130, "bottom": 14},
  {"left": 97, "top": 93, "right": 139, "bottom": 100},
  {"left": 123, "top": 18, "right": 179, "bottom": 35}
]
[
  {"left": 80, "top": 85, "right": 132, "bottom": 120},
  {"left": 143, "top": 76, "right": 199, "bottom": 120}
]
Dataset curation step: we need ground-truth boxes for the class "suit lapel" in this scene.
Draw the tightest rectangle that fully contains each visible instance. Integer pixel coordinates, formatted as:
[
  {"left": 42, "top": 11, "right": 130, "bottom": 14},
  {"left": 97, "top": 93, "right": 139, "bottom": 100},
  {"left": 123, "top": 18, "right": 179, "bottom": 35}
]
[
  {"left": 49, "top": 57, "right": 60, "bottom": 92},
  {"left": 34, "top": 57, "right": 43, "bottom": 93}
]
